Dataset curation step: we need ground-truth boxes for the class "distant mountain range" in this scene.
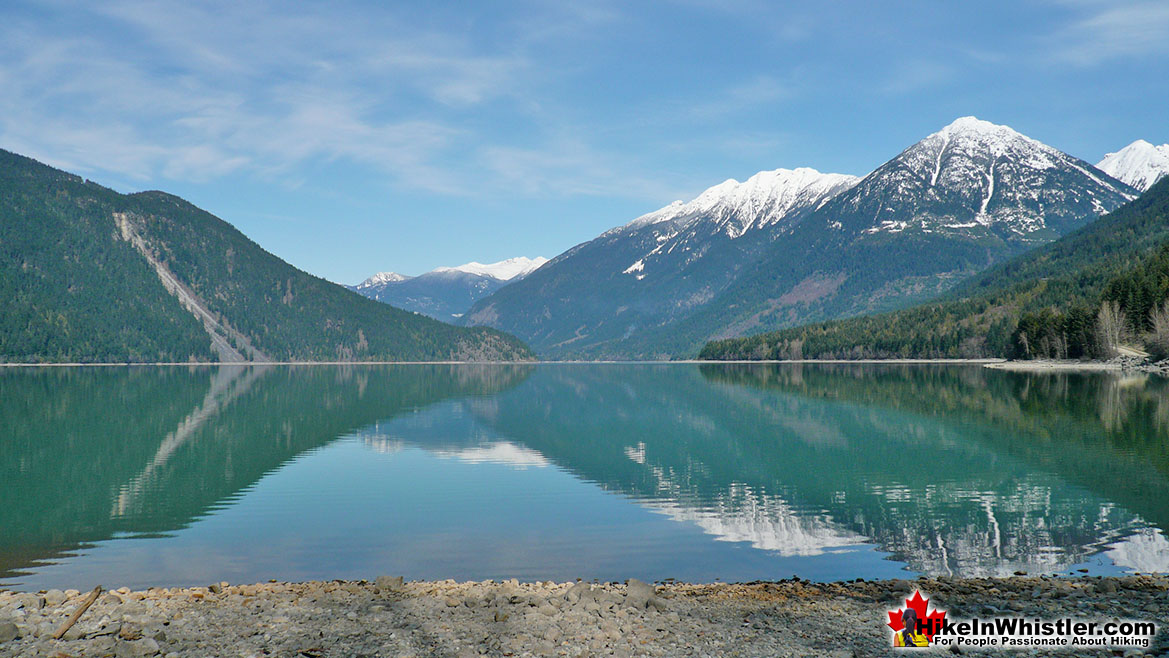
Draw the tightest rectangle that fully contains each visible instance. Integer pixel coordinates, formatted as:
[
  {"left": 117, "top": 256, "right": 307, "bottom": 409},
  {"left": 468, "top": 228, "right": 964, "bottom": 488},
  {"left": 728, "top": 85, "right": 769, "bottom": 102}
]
[
  {"left": 0, "top": 150, "right": 532, "bottom": 363},
  {"left": 351, "top": 257, "right": 547, "bottom": 322},
  {"left": 465, "top": 117, "right": 1138, "bottom": 358}
]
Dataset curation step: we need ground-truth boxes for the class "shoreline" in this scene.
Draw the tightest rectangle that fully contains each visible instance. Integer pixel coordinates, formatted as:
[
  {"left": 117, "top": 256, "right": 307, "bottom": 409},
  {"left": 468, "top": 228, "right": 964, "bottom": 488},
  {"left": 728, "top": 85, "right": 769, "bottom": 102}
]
[
  {"left": 4, "top": 357, "right": 1166, "bottom": 379},
  {"left": 984, "top": 359, "right": 1124, "bottom": 372},
  {"left": 1, "top": 576, "right": 1164, "bottom": 657},
  {"left": 986, "top": 355, "right": 1169, "bottom": 376},
  {"left": 0, "top": 358, "right": 1006, "bottom": 368}
]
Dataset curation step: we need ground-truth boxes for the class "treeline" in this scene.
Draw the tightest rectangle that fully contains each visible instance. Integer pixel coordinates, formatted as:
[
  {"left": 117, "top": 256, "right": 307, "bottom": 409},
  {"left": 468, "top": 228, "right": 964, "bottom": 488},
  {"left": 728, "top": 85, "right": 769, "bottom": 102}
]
[
  {"left": 972, "top": 243, "right": 1169, "bottom": 361},
  {"left": 700, "top": 177, "right": 1169, "bottom": 362}
]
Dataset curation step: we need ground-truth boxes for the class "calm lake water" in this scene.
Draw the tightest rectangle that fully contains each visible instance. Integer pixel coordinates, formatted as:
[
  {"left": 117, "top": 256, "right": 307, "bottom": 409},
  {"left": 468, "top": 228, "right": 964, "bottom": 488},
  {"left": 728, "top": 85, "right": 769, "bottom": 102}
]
[{"left": 2, "top": 363, "right": 1168, "bottom": 590}]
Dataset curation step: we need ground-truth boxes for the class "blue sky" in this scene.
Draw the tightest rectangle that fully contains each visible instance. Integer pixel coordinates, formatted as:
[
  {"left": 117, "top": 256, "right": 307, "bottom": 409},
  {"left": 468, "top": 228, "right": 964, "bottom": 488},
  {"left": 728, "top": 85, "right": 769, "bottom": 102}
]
[{"left": 2, "top": 1, "right": 1167, "bottom": 283}]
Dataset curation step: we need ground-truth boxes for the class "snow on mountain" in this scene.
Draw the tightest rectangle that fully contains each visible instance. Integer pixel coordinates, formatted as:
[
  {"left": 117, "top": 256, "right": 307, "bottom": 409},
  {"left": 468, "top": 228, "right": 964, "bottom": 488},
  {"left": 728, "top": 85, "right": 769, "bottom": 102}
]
[
  {"left": 352, "top": 256, "right": 548, "bottom": 321},
  {"left": 625, "top": 167, "right": 859, "bottom": 239},
  {"left": 434, "top": 256, "right": 549, "bottom": 281},
  {"left": 463, "top": 116, "right": 1142, "bottom": 358},
  {"left": 607, "top": 167, "right": 858, "bottom": 281},
  {"left": 849, "top": 116, "right": 1137, "bottom": 237},
  {"left": 1097, "top": 139, "right": 1169, "bottom": 192},
  {"left": 356, "top": 271, "right": 412, "bottom": 289}
]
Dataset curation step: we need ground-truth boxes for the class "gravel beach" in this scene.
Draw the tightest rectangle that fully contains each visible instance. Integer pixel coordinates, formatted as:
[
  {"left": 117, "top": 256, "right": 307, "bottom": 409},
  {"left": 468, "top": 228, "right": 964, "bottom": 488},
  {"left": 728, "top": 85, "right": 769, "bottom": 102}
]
[
  {"left": 984, "top": 355, "right": 1169, "bottom": 376},
  {"left": 1, "top": 575, "right": 1165, "bottom": 657}
]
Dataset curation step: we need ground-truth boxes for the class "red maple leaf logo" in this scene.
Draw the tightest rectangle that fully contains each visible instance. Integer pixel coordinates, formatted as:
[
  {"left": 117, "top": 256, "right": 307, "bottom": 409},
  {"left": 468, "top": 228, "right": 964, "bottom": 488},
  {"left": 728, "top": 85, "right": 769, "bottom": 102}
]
[{"left": 887, "top": 590, "right": 947, "bottom": 641}]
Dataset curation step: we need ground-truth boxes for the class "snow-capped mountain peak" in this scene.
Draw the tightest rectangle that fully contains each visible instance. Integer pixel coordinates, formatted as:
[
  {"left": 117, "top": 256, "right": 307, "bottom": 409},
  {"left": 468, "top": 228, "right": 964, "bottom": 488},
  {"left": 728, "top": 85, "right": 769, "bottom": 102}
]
[
  {"left": 627, "top": 167, "right": 860, "bottom": 239},
  {"left": 927, "top": 116, "right": 1061, "bottom": 166},
  {"left": 1097, "top": 139, "right": 1169, "bottom": 192},
  {"left": 434, "top": 256, "right": 550, "bottom": 281},
  {"left": 853, "top": 116, "right": 1136, "bottom": 236},
  {"left": 357, "top": 271, "right": 412, "bottom": 289},
  {"left": 939, "top": 115, "right": 1021, "bottom": 139}
]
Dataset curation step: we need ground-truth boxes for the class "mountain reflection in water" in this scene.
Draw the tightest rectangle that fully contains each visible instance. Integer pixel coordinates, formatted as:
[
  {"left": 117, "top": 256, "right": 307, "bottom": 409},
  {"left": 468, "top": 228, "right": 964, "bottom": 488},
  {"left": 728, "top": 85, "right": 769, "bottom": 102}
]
[{"left": 1, "top": 363, "right": 1166, "bottom": 588}]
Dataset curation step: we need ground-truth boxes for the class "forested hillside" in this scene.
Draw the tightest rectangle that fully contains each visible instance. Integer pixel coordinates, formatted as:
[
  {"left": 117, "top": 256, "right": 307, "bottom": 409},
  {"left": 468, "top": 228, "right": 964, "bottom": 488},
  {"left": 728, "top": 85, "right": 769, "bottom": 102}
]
[
  {"left": 700, "top": 177, "right": 1169, "bottom": 361},
  {"left": 0, "top": 150, "right": 532, "bottom": 363}
]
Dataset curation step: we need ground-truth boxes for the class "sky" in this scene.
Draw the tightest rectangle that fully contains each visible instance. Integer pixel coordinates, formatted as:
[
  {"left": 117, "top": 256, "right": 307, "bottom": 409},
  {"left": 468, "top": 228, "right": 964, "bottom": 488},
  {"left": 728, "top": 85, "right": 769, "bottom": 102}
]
[{"left": 2, "top": 1, "right": 1168, "bottom": 283}]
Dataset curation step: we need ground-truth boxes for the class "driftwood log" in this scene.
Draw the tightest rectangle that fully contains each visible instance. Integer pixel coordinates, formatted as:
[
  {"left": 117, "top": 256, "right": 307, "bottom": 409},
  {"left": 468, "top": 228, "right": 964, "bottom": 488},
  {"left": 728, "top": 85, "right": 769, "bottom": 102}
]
[{"left": 52, "top": 586, "right": 102, "bottom": 640}]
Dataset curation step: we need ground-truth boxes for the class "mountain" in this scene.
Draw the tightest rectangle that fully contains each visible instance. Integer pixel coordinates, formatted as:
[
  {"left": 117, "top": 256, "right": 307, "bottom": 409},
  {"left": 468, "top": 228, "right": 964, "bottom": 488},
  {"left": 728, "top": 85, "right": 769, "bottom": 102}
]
[
  {"left": 1098, "top": 140, "right": 1169, "bottom": 192},
  {"left": 463, "top": 168, "right": 859, "bottom": 355},
  {"left": 700, "top": 175, "right": 1169, "bottom": 361},
  {"left": 465, "top": 117, "right": 1137, "bottom": 358},
  {"left": 0, "top": 149, "right": 533, "bottom": 363},
  {"left": 818, "top": 116, "right": 1132, "bottom": 238},
  {"left": 435, "top": 256, "right": 548, "bottom": 280},
  {"left": 353, "top": 256, "right": 547, "bottom": 322},
  {"left": 359, "top": 271, "right": 411, "bottom": 287}
]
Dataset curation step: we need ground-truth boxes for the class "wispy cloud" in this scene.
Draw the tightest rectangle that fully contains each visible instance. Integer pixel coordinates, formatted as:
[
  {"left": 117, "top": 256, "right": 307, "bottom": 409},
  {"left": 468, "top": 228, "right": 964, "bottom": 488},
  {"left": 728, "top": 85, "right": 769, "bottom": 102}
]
[
  {"left": 1046, "top": 0, "right": 1169, "bottom": 64},
  {"left": 0, "top": 0, "right": 669, "bottom": 199}
]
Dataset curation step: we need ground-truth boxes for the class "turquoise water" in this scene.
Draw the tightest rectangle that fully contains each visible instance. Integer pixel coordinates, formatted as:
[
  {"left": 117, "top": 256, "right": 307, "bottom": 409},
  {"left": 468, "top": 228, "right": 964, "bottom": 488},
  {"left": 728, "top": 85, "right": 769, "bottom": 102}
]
[{"left": 2, "top": 363, "right": 1167, "bottom": 590}]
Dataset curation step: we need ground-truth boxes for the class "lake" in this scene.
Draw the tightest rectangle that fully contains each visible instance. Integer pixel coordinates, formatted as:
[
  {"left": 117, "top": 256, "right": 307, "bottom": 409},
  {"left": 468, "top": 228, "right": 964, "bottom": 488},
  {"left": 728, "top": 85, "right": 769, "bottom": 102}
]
[{"left": 2, "top": 363, "right": 1167, "bottom": 591}]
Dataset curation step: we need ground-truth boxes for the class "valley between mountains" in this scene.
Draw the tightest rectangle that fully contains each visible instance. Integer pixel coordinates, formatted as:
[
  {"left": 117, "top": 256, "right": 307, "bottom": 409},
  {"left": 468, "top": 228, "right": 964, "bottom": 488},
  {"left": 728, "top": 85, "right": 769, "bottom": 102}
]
[{"left": 4, "top": 117, "right": 1168, "bottom": 364}]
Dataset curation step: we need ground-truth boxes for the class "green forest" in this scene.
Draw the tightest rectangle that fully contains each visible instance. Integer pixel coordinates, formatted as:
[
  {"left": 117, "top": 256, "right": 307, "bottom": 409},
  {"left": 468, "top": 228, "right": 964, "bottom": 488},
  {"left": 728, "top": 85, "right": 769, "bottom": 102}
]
[
  {"left": 700, "top": 177, "right": 1169, "bottom": 362},
  {"left": 0, "top": 150, "right": 532, "bottom": 363}
]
